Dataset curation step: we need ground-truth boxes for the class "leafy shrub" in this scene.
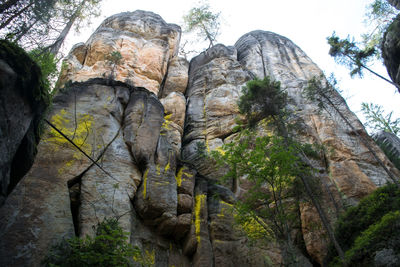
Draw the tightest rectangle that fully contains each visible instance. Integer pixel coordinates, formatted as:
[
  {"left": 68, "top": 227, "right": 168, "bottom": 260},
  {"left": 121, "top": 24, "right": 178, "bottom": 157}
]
[
  {"left": 44, "top": 218, "right": 137, "bottom": 267},
  {"left": 327, "top": 183, "right": 400, "bottom": 265},
  {"left": 238, "top": 77, "right": 287, "bottom": 127},
  {"left": 28, "top": 49, "right": 58, "bottom": 94}
]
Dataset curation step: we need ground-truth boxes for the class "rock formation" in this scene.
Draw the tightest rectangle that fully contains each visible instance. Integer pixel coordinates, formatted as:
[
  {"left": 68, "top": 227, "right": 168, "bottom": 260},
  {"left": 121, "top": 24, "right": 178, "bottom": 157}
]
[
  {"left": 382, "top": 13, "right": 400, "bottom": 93},
  {"left": 1, "top": 10, "right": 399, "bottom": 267},
  {"left": 0, "top": 40, "right": 49, "bottom": 206}
]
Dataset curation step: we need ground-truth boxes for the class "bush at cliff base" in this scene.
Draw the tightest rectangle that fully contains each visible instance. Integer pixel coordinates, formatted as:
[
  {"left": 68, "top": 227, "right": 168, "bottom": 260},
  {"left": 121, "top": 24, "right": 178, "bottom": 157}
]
[
  {"left": 43, "top": 218, "right": 139, "bottom": 267},
  {"left": 327, "top": 183, "right": 400, "bottom": 266}
]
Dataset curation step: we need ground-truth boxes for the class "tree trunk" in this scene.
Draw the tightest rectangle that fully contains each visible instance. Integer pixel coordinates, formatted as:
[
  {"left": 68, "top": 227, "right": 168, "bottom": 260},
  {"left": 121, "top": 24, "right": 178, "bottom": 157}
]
[
  {"left": 273, "top": 117, "right": 346, "bottom": 262},
  {"left": 345, "top": 54, "right": 400, "bottom": 91},
  {"left": 46, "top": 0, "right": 86, "bottom": 55}
]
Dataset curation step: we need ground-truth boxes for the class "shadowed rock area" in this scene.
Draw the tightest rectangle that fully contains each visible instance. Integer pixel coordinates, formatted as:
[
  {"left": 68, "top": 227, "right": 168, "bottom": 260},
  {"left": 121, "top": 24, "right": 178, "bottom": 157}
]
[{"left": 383, "top": 13, "right": 400, "bottom": 93}]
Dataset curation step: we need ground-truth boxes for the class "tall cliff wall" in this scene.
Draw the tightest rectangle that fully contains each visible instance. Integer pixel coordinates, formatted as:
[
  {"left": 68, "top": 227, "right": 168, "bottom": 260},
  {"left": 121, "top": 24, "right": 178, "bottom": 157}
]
[{"left": 0, "top": 11, "right": 399, "bottom": 266}]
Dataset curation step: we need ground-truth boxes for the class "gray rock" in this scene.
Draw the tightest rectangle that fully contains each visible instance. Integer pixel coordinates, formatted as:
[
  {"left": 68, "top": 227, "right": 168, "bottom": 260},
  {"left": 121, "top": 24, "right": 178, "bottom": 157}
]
[
  {"left": 382, "top": 14, "right": 400, "bottom": 93},
  {"left": 0, "top": 51, "right": 48, "bottom": 206},
  {"left": 374, "top": 131, "right": 400, "bottom": 166},
  {"left": 182, "top": 43, "right": 250, "bottom": 179},
  {"left": 374, "top": 248, "right": 399, "bottom": 267}
]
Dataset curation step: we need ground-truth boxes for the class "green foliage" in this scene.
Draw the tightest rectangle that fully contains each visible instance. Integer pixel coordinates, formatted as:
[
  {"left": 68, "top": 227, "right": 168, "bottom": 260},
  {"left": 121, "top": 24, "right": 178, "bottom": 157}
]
[
  {"left": 28, "top": 49, "right": 59, "bottom": 94},
  {"left": 238, "top": 77, "right": 287, "bottom": 127},
  {"left": 183, "top": 1, "right": 220, "bottom": 48},
  {"left": 343, "top": 211, "right": 400, "bottom": 266},
  {"left": 362, "top": 0, "right": 398, "bottom": 57},
  {"left": 44, "top": 218, "right": 136, "bottom": 266},
  {"left": 304, "top": 74, "right": 343, "bottom": 112},
  {"left": 327, "top": 33, "right": 376, "bottom": 78},
  {"left": 327, "top": 183, "right": 400, "bottom": 265},
  {"left": 361, "top": 102, "right": 400, "bottom": 136},
  {"left": 195, "top": 141, "right": 208, "bottom": 159},
  {"left": 212, "top": 129, "right": 310, "bottom": 240},
  {"left": 105, "top": 51, "right": 123, "bottom": 80},
  {"left": 106, "top": 51, "right": 123, "bottom": 66}
]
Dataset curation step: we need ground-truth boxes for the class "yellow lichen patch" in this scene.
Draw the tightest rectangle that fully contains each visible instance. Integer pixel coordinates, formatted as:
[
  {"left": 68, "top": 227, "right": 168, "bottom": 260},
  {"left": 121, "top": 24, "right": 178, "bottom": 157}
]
[
  {"left": 162, "top": 114, "right": 173, "bottom": 130},
  {"left": 145, "top": 249, "right": 155, "bottom": 265},
  {"left": 217, "top": 200, "right": 234, "bottom": 218},
  {"left": 143, "top": 169, "right": 149, "bottom": 199},
  {"left": 156, "top": 164, "right": 161, "bottom": 175},
  {"left": 234, "top": 213, "right": 271, "bottom": 241},
  {"left": 175, "top": 167, "right": 184, "bottom": 187},
  {"left": 164, "top": 160, "right": 170, "bottom": 173},
  {"left": 205, "top": 138, "right": 210, "bottom": 153},
  {"left": 214, "top": 146, "right": 225, "bottom": 156},
  {"left": 175, "top": 167, "right": 193, "bottom": 188},
  {"left": 194, "top": 194, "right": 206, "bottom": 243},
  {"left": 46, "top": 109, "right": 94, "bottom": 174},
  {"left": 133, "top": 248, "right": 155, "bottom": 266},
  {"left": 48, "top": 110, "right": 93, "bottom": 152}
]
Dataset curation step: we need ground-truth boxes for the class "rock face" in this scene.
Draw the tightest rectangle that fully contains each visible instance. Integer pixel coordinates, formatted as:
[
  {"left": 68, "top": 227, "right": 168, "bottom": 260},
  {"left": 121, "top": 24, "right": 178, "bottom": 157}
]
[
  {"left": 382, "top": 13, "right": 400, "bottom": 93},
  {"left": 57, "top": 10, "right": 183, "bottom": 95},
  {"left": 0, "top": 40, "right": 49, "bottom": 206},
  {"left": 1, "top": 12, "right": 399, "bottom": 267},
  {"left": 374, "top": 131, "right": 400, "bottom": 168}
]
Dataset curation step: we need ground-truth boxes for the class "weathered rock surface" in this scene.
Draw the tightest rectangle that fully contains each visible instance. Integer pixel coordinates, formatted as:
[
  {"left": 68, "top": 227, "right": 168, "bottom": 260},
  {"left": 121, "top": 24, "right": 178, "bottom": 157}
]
[
  {"left": 161, "top": 56, "right": 189, "bottom": 97},
  {"left": 57, "top": 10, "right": 181, "bottom": 95},
  {"left": 234, "top": 30, "right": 399, "bottom": 262},
  {"left": 182, "top": 44, "right": 251, "bottom": 179},
  {"left": 382, "top": 13, "right": 400, "bottom": 93},
  {"left": 1, "top": 11, "right": 399, "bottom": 267},
  {"left": 374, "top": 131, "right": 400, "bottom": 158},
  {"left": 0, "top": 41, "right": 49, "bottom": 206}
]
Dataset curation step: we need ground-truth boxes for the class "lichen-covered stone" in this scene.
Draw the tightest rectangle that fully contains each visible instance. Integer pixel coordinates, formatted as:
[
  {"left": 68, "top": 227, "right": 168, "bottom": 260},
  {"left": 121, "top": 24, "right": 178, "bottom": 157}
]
[{"left": 160, "top": 91, "right": 186, "bottom": 131}]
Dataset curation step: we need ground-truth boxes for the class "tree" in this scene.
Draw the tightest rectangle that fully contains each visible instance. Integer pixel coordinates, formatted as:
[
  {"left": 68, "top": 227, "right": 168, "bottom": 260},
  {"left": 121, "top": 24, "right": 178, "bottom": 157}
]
[
  {"left": 183, "top": 2, "right": 220, "bottom": 49},
  {"left": 238, "top": 77, "right": 286, "bottom": 128},
  {"left": 212, "top": 128, "right": 310, "bottom": 264},
  {"left": 327, "top": 33, "right": 400, "bottom": 91},
  {"left": 0, "top": 0, "right": 102, "bottom": 57},
  {"left": 361, "top": 102, "right": 400, "bottom": 136},
  {"left": 362, "top": 0, "right": 398, "bottom": 57},
  {"left": 212, "top": 77, "right": 346, "bottom": 262},
  {"left": 0, "top": 0, "right": 57, "bottom": 43},
  {"left": 43, "top": 217, "right": 155, "bottom": 267},
  {"left": 45, "top": 0, "right": 102, "bottom": 55},
  {"left": 327, "top": 1, "right": 400, "bottom": 91}
]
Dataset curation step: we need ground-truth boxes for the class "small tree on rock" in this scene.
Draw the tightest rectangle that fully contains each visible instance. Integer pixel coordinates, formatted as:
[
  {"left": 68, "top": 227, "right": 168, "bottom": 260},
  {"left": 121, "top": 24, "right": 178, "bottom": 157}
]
[{"left": 183, "top": 2, "right": 220, "bottom": 49}]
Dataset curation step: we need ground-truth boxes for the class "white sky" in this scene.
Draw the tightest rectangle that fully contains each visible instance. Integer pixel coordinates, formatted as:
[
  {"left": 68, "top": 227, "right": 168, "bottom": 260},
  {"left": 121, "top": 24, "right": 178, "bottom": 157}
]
[{"left": 65, "top": 0, "right": 400, "bottom": 133}]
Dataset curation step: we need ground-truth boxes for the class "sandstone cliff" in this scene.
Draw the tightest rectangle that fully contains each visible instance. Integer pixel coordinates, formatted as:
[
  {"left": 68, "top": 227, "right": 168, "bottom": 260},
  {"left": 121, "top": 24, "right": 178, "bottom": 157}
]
[{"left": 0, "top": 10, "right": 399, "bottom": 266}]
